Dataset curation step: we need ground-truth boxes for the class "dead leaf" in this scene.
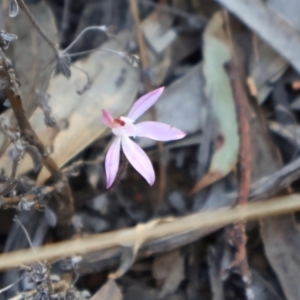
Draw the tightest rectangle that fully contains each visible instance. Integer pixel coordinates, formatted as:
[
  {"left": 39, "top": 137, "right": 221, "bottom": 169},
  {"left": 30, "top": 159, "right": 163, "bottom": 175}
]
[
  {"left": 138, "top": 63, "right": 205, "bottom": 149},
  {"left": 216, "top": 0, "right": 300, "bottom": 73},
  {"left": 0, "top": 1, "right": 58, "bottom": 163},
  {"left": 141, "top": 10, "right": 176, "bottom": 86},
  {"left": 251, "top": 270, "right": 283, "bottom": 300},
  {"left": 0, "top": 30, "right": 139, "bottom": 180},
  {"left": 267, "top": 0, "right": 300, "bottom": 30},
  {"left": 249, "top": 36, "right": 287, "bottom": 104},
  {"left": 191, "top": 12, "right": 239, "bottom": 194},
  {"left": 245, "top": 88, "right": 300, "bottom": 300},
  {"left": 248, "top": 0, "right": 300, "bottom": 104},
  {"left": 191, "top": 171, "right": 223, "bottom": 195},
  {"left": 142, "top": 10, "right": 176, "bottom": 55},
  {"left": 4, "top": 1, "right": 57, "bottom": 116},
  {"left": 261, "top": 215, "right": 300, "bottom": 300},
  {"left": 269, "top": 122, "right": 300, "bottom": 148}
]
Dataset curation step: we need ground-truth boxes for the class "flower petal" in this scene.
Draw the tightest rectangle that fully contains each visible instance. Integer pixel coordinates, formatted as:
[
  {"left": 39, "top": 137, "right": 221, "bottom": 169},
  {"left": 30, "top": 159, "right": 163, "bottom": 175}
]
[
  {"left": 105, "top": 137, "right": 121, "bottom": 188},
  {"left": 135, "top": 121, "right": 187, "bottom": 141},
  {"left": 121, "top": 136, "right": 155, "bottom": 185},
  {"left": 102, "top": 109, "right": 114, "bottom": 127},
  {"left": 127, "top": 87, "right": 165, "bottom": 121}
]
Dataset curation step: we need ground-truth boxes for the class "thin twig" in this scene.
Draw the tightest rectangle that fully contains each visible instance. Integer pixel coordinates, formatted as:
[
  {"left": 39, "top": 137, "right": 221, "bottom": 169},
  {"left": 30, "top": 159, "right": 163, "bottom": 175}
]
[
  {"left": 129, "top": 0, "right": 166, "bottom": 203},
  {"left": 14, "top": 217, "right": 54, "bottom": 295},
  {"left": 0, "top": 156, "right": 19, "bottom": 196},
  {"left": 14, "top": 216, "right": 36, "bottom": 250},
  {"left": 0, "top": 273, "right": 28, "bottom": 294},
  {"left": 1, "top": 185, "right": 55, "bottom": 209},
  {"left": 0, "top": 48, "right": 74, "bottom": 231},
  {"left": 130, "top": 0, "right": 150, "bottom": 86},
  {"left": 16, "top": 0, "right": 59, "bottom": 58},
  {"left": 63, "top": 26, "right": 108, "bottom": 54},
  {"left": 223, "top": 10, "right": 253, "bottom": 299},
  {"left": 62, "top": 155, "right": 105, "bottom": 175}
]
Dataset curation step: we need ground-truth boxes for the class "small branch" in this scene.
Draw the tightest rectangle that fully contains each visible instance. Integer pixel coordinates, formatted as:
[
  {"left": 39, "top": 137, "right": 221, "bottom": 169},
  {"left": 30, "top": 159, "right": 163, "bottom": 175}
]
[
  {"left": 129, "top": 0, "right": 166, "bottom": 203},
  {"left": 130, "top": 0, "right": 150, "bottom": 83},
  {"left": 0, "top": 194, "right": 299, "bottom": 271},
  {"left": 62, "top": 154, "right": 104, "bottom": 175},
  {"left": 1, "top": 194, "right": 35, "bottom": 210},
  {"left": 0, "top": 48, "right": 74, "bottom": 230},
  {"left": 1, "top": 185, "right": 56, "bottom": 209},
  {"left": 62, "top": 26, "right": 109, "bottom": 54},
  {"left": 13, "top": 217, "right": 54, "bottom": 296},
  {"left": 0, "top": 156, "right": 19, "bottom": 196},
  {"left": 0, "top": 273, "right": 28, "bottom": 294},
  {"left": 223, "top": 11, "right": 253, "bottom": 299}
]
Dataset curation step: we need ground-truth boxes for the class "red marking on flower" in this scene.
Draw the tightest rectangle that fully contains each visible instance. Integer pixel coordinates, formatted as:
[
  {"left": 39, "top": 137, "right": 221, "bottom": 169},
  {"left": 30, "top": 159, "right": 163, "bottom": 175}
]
[{"left": 114, "top": 118, "right": 125, "bottom": 126}]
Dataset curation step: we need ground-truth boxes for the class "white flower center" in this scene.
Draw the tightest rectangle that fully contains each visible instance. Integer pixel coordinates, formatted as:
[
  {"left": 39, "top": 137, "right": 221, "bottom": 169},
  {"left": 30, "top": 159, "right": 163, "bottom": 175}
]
[{"left": 112, "top": 116, "right": 136, "bottom": 137}]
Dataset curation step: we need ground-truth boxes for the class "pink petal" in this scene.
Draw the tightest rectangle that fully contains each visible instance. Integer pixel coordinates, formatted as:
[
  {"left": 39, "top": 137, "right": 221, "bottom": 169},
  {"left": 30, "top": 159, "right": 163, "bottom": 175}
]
[
  {"left": 102, "top": 109, "right": 114, "bottom": 127},
  {"left": 135, "top": 121, "right": 187, "bottom": 141},
  {"left": 121, "top": 136, "right": 155, "bottom": 185},
  {"left": 127, "top": 87, "right": 165, "bottom": 121},
  {"left": 105, "top": 137, "right": 121, "bottom": 188}
]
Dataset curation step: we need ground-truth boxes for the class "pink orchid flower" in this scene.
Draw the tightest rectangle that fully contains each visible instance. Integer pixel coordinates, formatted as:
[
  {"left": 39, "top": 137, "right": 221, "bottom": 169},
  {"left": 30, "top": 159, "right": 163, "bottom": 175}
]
[{"left": 102, "top": 87, "right": 186, "bottom": 188}]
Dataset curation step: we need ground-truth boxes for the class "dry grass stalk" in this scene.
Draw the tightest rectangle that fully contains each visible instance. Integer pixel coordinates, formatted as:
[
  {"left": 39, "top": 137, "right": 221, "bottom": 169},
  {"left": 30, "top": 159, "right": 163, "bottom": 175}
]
[{"left": 0, "top": 194, "right": 299, "bottom": 271}]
